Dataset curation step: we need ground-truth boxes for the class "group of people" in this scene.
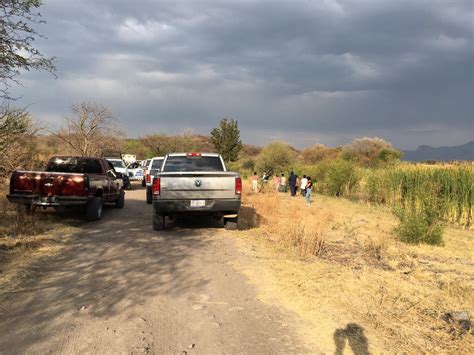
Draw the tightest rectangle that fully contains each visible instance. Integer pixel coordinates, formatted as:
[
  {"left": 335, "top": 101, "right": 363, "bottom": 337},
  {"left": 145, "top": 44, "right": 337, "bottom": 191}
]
[{"left": 250, "top": 171, "right": 314, "bottom": 205}]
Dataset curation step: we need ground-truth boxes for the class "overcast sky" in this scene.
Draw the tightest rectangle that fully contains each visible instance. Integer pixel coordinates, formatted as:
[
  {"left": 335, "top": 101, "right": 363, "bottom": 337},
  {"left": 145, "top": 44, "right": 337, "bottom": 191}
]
[{"left": 11, "top": 0, "right": 474, "bottom": 149}]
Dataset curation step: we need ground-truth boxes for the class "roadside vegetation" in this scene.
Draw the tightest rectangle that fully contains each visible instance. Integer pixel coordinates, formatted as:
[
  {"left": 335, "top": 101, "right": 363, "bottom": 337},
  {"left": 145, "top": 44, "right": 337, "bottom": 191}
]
[{"left": 237, "top": 182, "right": 473, "bottom": 352}]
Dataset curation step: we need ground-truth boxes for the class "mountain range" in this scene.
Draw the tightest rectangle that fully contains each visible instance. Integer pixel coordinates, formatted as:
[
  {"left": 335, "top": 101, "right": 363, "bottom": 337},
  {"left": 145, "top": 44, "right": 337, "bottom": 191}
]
[{"left": 402, "top": 141, "right": 474, "bottom": 161}]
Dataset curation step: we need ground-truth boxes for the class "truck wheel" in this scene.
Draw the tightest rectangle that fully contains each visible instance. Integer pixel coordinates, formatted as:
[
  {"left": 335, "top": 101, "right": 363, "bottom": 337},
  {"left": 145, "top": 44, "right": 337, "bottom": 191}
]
[
  {"left": 55, "top": 206, "right": 67, "bottom": 217},
  {"left": 225, "top": 217, "right": 238, "bottom": 230},
  {"left": 215, "top": 215, "right": 225, "bottom": 228},
  {"left": 146, "top": 187, "right": 153, "bottom": 204},
  {"left": 153, "top": 213, "right": 165, "bottom": 230},
  {"left": 115, "top": 191, "right": 125, "bottom": 208},
  {"left": 86, "top": 197, "right": 103, "bottom": 221}
]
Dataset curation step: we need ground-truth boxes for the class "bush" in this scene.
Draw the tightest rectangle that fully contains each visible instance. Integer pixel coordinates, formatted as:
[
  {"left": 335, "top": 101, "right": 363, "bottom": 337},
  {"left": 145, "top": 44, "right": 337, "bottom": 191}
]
[
  {"left": 313, "top": 160, "right": 359, "bottom": 197},
  {"left": 256, "top": 141, "right": 294, "bottom": 176},
  {"left": 327, "top": 160, "right": 359, "bottom": 196},
  {"left": 0, "top": 106, "right": 39, "bottom": 178},
  {"left": 394, "top": 184, "right": 446, "bottom": 245},
  {"left": 241, "top": 159, "right": 255, "bottom": 171},
  {"left": 342, "top": 137, "right": 402, "bottom": 167},
  {"left": 302, "top": 144, "right": 341, "bottom": 164}
]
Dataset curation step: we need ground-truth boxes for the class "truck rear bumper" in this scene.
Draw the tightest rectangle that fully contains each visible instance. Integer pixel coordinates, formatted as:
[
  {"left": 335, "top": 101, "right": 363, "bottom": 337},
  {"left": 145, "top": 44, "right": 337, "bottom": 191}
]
[
  {"left": 153, "top": 198, "right": 241, "bottom": 215},
  {"left": 7, "top": 194, "right": 88, "bottom": 207}
]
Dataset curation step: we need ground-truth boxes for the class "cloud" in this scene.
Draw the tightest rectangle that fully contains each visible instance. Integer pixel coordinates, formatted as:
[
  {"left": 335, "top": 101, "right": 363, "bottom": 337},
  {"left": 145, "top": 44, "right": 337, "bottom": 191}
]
[{"left": 9, "top": 0, "right": 474, "bottom": 149}]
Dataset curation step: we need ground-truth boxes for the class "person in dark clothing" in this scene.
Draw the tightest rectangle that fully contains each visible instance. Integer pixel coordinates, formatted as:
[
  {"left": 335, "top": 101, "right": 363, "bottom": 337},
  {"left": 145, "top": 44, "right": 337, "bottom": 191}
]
[{"left": 289, "top": 171, "right": 297, "bottom": 196}]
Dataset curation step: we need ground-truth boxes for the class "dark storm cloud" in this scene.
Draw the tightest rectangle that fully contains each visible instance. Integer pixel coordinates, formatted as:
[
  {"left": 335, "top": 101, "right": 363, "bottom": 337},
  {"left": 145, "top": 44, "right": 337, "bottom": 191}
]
[{"left": 11, "top": 0, "right": 474, "bottom": 148}]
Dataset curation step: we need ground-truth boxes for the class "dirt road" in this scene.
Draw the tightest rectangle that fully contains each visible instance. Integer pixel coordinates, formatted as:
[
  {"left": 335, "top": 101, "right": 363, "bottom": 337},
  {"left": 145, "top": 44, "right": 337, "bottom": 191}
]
[{"left": 0, "top": 189, "right": 315, "bottom": 353}]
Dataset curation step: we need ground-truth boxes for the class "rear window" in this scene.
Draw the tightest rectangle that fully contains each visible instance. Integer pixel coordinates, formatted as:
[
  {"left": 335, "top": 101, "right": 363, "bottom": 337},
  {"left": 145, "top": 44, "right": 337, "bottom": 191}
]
[
  {"left": 109, "top": 160, "right": 125, "bottom": 169},
  {"left": 151, "top": 159, "right": 163, "bottom": 170},
  {"left": 46, "top": 158, "right": 103, "bottom": 174},
  {"left": 162, "top": 156, "right": 224, "bottom": 172}
]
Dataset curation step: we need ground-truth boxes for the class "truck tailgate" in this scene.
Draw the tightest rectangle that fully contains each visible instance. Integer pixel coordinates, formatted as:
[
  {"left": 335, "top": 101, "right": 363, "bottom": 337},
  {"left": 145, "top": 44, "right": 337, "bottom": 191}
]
[
  {"left": 10, "top": 171, "right": 86, "bottom": 196},
  {"left": 159, "top": 172, "right": 238, "bottom": 200}
]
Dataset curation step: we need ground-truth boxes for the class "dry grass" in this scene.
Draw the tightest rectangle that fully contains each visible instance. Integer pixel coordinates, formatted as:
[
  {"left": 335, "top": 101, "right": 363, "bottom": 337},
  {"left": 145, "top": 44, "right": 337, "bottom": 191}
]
[
  {"left": 237, "top": 181, "right": 474, "bottom": 353},
  {"left": 240, "top": 186, "right": 332, "bottom": 259},
  {"left": 0, "top": 183, "right": 79, "bottom": 291}
]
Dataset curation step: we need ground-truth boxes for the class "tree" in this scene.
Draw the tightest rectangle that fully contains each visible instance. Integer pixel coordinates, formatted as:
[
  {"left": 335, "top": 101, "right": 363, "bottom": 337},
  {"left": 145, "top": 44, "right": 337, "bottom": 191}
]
[
  {"left": 256, "top": 142, "right": 294, "bottom": 176},
  {"left": 56, "top": 102, "right": 123, "bottom": 157},
  {"left": 210, "top": 118, "right": 242, "bottom": 162},
  {"left": 302, "top": 144, "right": 342, "bottom": 164},
  {"left": 342, "top": 137, "right": 402, "bottom": 167},
  {"left": 0, "top": 105, "right": 38, "bottom": 177},
  {"left": 140, "top": 131, "right": 194, "bottom": 157},
  {"left": 0, "top": 0, "right": 56, "bottom": 99}
]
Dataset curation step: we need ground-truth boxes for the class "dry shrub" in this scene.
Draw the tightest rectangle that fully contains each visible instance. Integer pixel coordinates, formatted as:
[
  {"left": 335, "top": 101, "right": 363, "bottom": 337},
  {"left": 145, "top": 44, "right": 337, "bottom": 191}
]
[
  {"left": 0, "top": 184, "right": 45, "bottom": 239},
  {"left": 364, "top": 234, "right": 389, "bottom": 261},
  {"left": 282, "top": 220, "right": 328, "bottom": 258},
  {"left": 241, "top": 189, "right": 332, "bottom": 259}
]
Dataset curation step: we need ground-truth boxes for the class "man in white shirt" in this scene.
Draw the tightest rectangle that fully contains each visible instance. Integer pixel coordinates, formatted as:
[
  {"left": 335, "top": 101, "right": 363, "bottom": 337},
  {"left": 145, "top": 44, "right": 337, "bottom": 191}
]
[{"left": 300, "top": 175, "right": 308, "bottom": 196}]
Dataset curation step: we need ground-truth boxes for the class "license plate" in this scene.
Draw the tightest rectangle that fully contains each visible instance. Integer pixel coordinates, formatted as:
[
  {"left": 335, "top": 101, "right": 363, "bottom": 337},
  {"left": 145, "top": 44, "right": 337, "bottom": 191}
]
[{"left": 190, "top": 200, "right": 206, "bottom": 208}]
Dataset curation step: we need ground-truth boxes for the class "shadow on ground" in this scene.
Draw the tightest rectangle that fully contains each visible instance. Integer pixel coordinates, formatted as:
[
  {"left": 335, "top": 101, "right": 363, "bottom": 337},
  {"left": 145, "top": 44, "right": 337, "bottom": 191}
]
[{"left": 334, "top": 323, "right": 370, "bottom": 355}]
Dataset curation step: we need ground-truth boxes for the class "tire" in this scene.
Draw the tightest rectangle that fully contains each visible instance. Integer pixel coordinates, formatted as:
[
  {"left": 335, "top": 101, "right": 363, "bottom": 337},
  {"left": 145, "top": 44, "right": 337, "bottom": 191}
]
[
  {"left": 146, "top": 187, "right": 153, "bottom": 204},
  {"left": 115, "top": 190, "right": 125, "bottom": 208},
  {"left": 86, "top": 197, "right": 103, "bottom": 221},
  {"left": 55, "top": 206, "right": 67, "bottom": 217},
  {"left": 153, "top": 213, "right": 165, "bottom": 230},
  {"left": 225, "top": 217, "right": 238, "bottom": 230},
  {"left": 215, "top": 215, "right": 225, "bottom": 228}
]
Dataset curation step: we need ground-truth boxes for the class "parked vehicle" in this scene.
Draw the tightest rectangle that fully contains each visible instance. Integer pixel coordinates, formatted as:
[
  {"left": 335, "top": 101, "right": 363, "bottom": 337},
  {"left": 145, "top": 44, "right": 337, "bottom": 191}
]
[
  {"left": 7, "top": 156, "right": 125, "bottom": 220},
  {"left": 141, "top": 159, "right": 151, "bottom": 187},
  {"left": 126, "top": 161, "right": 143, "bottom": 182},
  {"left": 151, "top": 153, "right": 241, "bottom": 230},
  {"left": 122, "top": 154, "right": 136, "bottom": 165},
  {"left": 106, "top": 158, "right": 131, "bottom": 190},
  {"left": 145, "top": 157, "right": 164, "bottom": 204}
]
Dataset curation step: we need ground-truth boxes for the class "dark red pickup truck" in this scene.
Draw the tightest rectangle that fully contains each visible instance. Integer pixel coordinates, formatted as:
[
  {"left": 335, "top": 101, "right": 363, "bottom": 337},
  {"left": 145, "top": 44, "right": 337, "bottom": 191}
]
[{"left": 7, "top": 156, "right": 125, "bottom": 220}]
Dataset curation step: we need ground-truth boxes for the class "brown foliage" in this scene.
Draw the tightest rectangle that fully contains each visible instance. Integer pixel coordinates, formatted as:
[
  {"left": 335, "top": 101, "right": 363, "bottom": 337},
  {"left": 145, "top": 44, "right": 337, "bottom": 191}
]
[
  {"left": 0, "top": 106, "right": 39, "bottom": 177},
  {"left": 302, "top": 144, "right": 342, "bottom": 164},
  {"left": 342, "top": 137, "right": 400, "bottom": 167}
]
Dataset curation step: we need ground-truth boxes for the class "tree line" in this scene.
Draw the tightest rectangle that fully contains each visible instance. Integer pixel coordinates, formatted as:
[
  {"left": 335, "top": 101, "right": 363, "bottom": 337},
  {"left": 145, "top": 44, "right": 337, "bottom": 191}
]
[{"left": 0, "top": 99, "right": 403, "bottom": 180}]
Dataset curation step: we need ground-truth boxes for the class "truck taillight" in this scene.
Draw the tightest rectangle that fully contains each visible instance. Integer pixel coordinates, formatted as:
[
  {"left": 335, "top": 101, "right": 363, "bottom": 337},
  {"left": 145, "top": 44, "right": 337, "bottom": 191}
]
[
  {"left": 152, "top": 177, "right": 160, "bottom": 195},
  {"left": 146, "top": 174, "right": 151, "bottom": 183},
  {"left": 235, "top": 177, "right": 242, "bottom": 195}
]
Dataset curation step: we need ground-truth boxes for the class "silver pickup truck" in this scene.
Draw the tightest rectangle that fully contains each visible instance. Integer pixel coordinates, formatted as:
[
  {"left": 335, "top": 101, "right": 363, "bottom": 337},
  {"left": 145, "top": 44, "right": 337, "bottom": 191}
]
[{"left": 151, "top": 153, "right": 241, "bottom": 230}]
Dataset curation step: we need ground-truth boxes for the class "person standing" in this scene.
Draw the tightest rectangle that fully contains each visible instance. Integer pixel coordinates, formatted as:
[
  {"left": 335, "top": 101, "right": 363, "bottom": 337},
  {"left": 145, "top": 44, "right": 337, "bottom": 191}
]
[
  {"left": 280, "top": 173, "right": 287, "bottom": 192},
  {"left": 295, "top": 175, "right": 300, "bottom": 196},
  {"left": 305, "top": 176, "right": 313, "bottom": 205},
  {"left": 289, "top": 171, "right": 297, "bottom": 196},
  {"left": 274, "top": 174, "right": 281, "bottom": 192},
  {"left": 300, "top": 175, "right": 308, "bottom": 197},
  {"left": 251, "top": 172, "right": 259, "bottom": 192}
]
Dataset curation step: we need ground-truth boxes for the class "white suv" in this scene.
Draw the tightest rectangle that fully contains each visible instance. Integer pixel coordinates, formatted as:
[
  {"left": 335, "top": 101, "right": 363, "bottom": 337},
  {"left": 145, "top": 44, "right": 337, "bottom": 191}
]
[{"left": 145, "top": 157, "right": 164, "bottom": 204}]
